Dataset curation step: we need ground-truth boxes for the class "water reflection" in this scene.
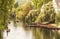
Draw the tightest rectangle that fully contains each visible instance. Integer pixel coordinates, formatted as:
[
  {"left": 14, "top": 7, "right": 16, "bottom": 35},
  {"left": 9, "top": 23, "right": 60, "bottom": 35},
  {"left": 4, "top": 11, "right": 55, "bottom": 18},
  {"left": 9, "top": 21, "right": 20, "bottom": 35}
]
[
  {"left": 1, "top": 21, "right": 60, "bottom": 39},
  {"left": 32, "top": 27, "right": 60, "bottom": 39},
  {"left": 0, "top": 32, "right": 3, "bottom": 39},
  {"left": 3, "top": 21, "right": 33, "bottom": 39}
]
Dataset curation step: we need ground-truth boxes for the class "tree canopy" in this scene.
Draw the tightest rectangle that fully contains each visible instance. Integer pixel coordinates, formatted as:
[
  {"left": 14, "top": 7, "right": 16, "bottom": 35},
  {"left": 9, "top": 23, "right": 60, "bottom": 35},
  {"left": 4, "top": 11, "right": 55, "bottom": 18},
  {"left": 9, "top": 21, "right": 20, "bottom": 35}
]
[{"left": 0, "top": 0, "right": 14, "bottom": 31}]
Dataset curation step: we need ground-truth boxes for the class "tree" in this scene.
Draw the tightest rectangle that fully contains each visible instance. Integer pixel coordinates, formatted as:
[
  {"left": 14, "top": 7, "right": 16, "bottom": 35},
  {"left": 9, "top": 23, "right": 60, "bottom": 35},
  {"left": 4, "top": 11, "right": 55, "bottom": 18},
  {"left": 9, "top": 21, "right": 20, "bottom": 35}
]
[
  {"left": 35, "top": 1, "right": 56, "bottom": 23},
  {"left": 0, "top": 0, "right": 14, "bottom": 31},
  {"left": 25, "top": 9, "right": 40, "bottom": 24},
  {"left": 43, "top": 0, "right": 52, "bottom": 4},
  {"left": 31, "top": 0, "right": 43, "bottom": 9}
]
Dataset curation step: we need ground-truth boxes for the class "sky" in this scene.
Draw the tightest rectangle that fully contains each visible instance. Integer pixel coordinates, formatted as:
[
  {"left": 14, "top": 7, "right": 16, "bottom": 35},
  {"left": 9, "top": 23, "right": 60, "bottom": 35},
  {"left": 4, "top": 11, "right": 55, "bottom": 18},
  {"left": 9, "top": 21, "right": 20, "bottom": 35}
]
[
  {"left": 14, "top": 0, "right": 29, "bottom": 5},
  {"left": 53, "top": 0, "right": 60, "bottom": 13}
]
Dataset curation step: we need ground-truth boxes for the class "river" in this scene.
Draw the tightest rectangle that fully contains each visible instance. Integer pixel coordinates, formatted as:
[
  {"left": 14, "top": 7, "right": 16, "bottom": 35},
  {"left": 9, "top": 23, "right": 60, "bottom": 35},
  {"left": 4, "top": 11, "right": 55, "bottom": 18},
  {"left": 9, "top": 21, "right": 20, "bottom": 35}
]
[
  {"left": 1, "top": 21, "right": 60, "bottom": 39},
  {"left": 3, "top": 21, "right": 33, "bottom": 39}
]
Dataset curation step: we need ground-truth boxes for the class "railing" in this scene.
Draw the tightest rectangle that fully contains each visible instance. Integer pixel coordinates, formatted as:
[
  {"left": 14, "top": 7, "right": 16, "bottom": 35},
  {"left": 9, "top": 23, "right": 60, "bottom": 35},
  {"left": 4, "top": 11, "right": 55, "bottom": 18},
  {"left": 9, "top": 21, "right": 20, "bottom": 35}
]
[{"left": 26, "top": 23, "right": 60, "bottom": 30}]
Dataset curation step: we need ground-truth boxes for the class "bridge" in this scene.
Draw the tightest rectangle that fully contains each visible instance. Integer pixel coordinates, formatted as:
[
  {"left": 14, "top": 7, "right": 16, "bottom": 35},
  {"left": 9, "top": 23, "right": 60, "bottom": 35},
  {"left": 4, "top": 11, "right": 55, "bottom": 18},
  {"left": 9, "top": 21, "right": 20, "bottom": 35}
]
[{"left": 26, "top": 23, "right": 60, "bottom": 30}]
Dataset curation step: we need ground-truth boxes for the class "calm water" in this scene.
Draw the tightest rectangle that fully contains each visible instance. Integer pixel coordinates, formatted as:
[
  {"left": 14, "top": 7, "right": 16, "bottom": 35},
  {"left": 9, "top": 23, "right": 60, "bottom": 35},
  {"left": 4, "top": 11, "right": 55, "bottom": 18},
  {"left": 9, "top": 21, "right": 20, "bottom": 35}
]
[
  {"left": 3, "top": 21, "right": 33, "bottom": 39},
  {"left": 2, "top": 21, "right": 60, "bottom": 39}
]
